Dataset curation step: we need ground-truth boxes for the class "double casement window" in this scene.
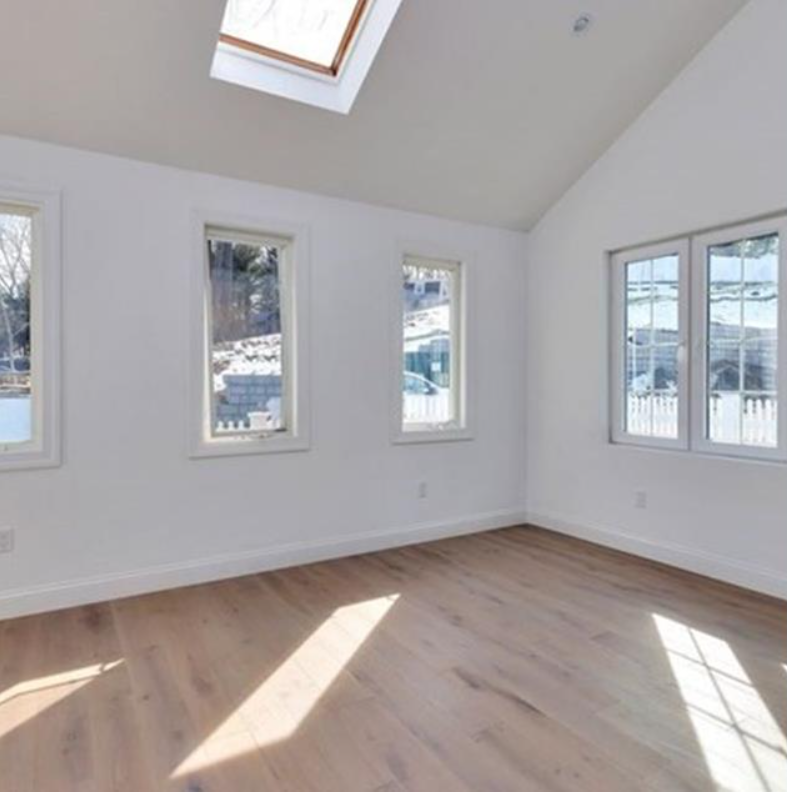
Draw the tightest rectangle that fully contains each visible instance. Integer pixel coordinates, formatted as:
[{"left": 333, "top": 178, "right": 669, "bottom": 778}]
[
  {"left": 393, "top": 252, "right": 471, "bottom": 442},
  {"left": 611, "top": 216, "right": 787, "bottom": 461},
  {"left": 0, "top": 189, "right": 60, "bottom": 470},
  {"left": 190, "top": 220, "right": 309, "bottom": 457}
]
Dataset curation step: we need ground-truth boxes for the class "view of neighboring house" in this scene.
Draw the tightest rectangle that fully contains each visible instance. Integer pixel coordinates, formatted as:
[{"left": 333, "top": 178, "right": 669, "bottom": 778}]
[
  {"left": 403, "top": 274, "right": 450, "bottom": 312},
  {"left": 402, "top": 264, "right": 454, "bottom": 424},
  {"left": 626, "top": 245, "right": 778, "bottom": 445}
]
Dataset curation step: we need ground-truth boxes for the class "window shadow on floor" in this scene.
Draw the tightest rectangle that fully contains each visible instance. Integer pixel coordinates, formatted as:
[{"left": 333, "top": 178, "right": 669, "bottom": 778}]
[{"left": 1, "top": 527, "right": 784, "bottom": 792}]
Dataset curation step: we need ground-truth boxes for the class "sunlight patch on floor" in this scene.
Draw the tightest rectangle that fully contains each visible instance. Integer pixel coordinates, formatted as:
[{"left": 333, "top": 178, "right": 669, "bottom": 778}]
[
  {"left": 653, "top": 614, "right": 787, "bottom": 792},
  {"left": 173, "top": 593, "right": 399, "bottom": 777},
  {"left": 0, "top": 660, "right": 123, "bottom": 739}
]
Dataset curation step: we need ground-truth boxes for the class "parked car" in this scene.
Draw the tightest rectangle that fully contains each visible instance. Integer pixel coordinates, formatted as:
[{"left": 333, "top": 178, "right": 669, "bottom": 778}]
[
  {"left": 403, "top": 371, "right": 450, "bottom": 424},
  {"left": 404, "top": 371, "right": 441, "bottom": 395}
]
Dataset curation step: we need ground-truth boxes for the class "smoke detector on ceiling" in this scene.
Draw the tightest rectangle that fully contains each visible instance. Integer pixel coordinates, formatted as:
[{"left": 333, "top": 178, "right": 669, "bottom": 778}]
[{"left": 572, "top": 13, "right": 593, "bottom": 36}]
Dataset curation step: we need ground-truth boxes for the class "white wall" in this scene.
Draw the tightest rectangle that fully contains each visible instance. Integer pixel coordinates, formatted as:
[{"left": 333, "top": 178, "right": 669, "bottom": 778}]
[
  {"left": 0, "top": 135, "right": 528, "bottom": 617},
  {"left": 526, "top": 0, "right": 787, "bottom": 598}
]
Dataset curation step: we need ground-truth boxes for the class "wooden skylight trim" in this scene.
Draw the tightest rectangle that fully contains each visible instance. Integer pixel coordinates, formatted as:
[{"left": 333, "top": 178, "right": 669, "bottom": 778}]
[{"left": 219, "top": 0, "right": 370, "bottom": 78}]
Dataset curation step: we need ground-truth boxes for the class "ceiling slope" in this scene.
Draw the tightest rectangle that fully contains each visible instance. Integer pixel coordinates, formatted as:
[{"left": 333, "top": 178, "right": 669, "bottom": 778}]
[{"left": 0, "top": 0, "right": 747, "bottom": 229}]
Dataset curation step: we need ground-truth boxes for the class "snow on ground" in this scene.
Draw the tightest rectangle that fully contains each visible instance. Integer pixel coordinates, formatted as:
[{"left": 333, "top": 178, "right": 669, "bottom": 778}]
[
  {"left": 211, "top": 334, "right": 281, "bottom": 392},
  {"left": 0, "top": 397, "right": 31, "bottom": 443},
  {"left": 404, "top": 304, "right": 450, "bottom": 351},
  {"left": 210, "top": 305, "right": 450, "bottom": 394},
  {"left": 627, "top": 285, "right": 778, "bottom": 331}
]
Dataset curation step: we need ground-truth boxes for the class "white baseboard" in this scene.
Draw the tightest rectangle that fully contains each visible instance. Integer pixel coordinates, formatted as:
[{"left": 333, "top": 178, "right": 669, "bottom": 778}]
[
  {"left": 0, "top": 508, "right": 527, "bottom": 621},
  {"left": 7, "top": 507, "right": 779, "bottom": 621},
  {"left": 526, "top": 511, "right": 787, "bottom": 601}
]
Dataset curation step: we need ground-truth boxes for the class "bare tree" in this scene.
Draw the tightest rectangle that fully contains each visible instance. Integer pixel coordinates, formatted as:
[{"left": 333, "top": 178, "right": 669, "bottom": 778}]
[
  {"left": 0, "top": 213, "right": 32, "bottom": 375},
  {"left": 209, "top": 241, "right": 280, "bottom": 344}
]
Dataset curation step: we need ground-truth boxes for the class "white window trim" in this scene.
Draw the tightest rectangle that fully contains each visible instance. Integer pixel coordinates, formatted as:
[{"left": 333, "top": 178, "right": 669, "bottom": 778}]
[
  {"left": 610, "top": 238, "right": 690, "bottom": 451},
  {"left": 690, "top": 216, "right": 787, "bottom": 462},
  {"left": 188, "top": 211, "right": 310, "bottom": 459},
  {"left": 0, "top": 184, "right": 61, "bottom": 472},
  {"left": 610, "top": 213, "right": 787, "bottom": 463},
  {"left": 390, "top": 242, "right": 475, "bottom": 445}
]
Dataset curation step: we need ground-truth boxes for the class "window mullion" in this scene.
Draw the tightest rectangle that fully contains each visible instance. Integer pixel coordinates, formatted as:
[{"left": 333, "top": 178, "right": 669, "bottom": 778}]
[{"left": 738, "top": 245, "right": 746, "bottom": 443}]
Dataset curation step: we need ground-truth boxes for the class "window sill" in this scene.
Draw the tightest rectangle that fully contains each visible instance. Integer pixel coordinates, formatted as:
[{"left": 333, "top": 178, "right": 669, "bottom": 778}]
[
  {"left": 190, "top": 434, "right": 310, "bottom": 460},
  {"left": 392, "top": 427, "right": 474, "bottom": 446},
  {"left": 0, "top": 446, "right": 61, "bottom": 472},
  {"left": 609, "top": 438, "right": 787, "bottom": 467},
  {"left": 610, "top": 433, "right": 687, "bottom": 453}
]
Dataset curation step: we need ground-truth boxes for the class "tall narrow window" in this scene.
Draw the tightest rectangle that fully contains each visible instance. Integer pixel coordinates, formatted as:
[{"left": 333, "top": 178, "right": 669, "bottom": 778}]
[
  {"left": 611, "top": 240, "right": 688, "bottom": 449},
  {"left": 0, "top": 207, "right": 34, "bottom": 449},
  {"left": 625, "top": 254, "right": 680, "bottom": 439},
  {"left": 397, "top": 254, "right": 468, "bottom": 440},
  {"left": 0, "top": 189, "right": 60, "bottom": 470},
  {"left": 695, "top": 219, "right": 785, "bottom": 458},
  {"left": 192, "top": 223, "right": 309, "bottom": 457}
]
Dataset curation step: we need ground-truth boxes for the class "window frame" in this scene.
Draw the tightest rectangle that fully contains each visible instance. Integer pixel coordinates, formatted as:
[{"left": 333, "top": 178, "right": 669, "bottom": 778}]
[
  {"left": 610, "top": 214, "right": 787, "bottom": 463},
  {"left": 211, "top": 0, "right": 404, "bottom": 114},
  {"left": 219, "top": 0, "right": 371, "bottom": 78},
  {"left": 189, "top": 212, "right": 310, "bottom": 459},
  {"left": 610, "top": 239, "right": 690, "bottom": 451},
  {"left": 0, "top": 185, "right": 61, "bottom": 472},
  {"left": 690, "top": 216, "right": 787, "bottom": 462},
  {"left": 391, "top": 245, "right": 473, "bottom": 445}
]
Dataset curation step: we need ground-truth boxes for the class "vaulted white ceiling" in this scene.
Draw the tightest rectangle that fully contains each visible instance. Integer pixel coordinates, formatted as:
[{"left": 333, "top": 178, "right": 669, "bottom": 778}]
[{"left": 0, "top": 0, "right": 747, "bottom": 229}]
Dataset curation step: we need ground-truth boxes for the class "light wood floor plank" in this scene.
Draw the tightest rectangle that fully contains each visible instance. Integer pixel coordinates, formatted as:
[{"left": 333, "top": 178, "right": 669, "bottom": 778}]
[{"left": 1, "top": 526, "right": 784, "bottom": 791}]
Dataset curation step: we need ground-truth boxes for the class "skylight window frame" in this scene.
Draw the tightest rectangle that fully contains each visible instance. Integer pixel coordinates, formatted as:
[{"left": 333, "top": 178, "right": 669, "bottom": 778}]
[
  {"left": 218, "top": 0, "right": 371, "bottom": 78},
  {"left": 211, "top": 0, "right": 404, "bottom": 114}
]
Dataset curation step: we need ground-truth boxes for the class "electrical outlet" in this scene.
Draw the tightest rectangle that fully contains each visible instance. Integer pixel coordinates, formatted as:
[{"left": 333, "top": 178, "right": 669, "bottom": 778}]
[
  {"left": 0, "top": 527, "right": 15, "bottom": 554},
  {"left": 634, "top": 491, "right": 648, "bottom": 510},
  {"left": 417, "top": 481, "right": 428, "bottom": 499}
]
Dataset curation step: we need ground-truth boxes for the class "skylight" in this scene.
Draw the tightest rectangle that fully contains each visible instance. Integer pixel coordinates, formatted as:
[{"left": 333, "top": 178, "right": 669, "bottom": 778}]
[
  {"left": 220, "top": 0, "right": 370, "bottom": 77},
  {"left": 212, "top": 0, "right": 403, "bottom": 113}
]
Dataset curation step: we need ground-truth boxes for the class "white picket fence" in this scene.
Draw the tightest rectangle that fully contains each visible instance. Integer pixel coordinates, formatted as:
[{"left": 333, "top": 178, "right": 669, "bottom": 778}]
[
  {"left": 627, "top": 393, "right": 778, "bottom": 446},
  {"left": 404, "top": 392, "right": 451, "bottom": 424},
  {"left": 215, "top": 410, "right": 278, "bottom": 434},
  {"left": 709, "top": 394, "right": 778, "bottom": 447},
  {"left": 627, "top": 394, "right": 679, "bottom": 439},
  {"left": 213, "top": 394, "right": 453, "bottom": 432}
]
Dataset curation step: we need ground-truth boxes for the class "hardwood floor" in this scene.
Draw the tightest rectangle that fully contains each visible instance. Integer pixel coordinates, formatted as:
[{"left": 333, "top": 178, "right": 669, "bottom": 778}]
[{"left": 1, "top": 526, "right": 785, "bottom": 792}]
